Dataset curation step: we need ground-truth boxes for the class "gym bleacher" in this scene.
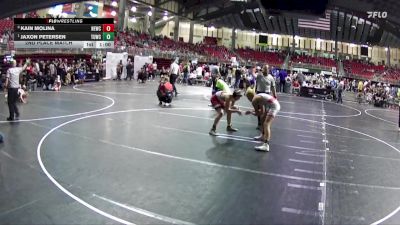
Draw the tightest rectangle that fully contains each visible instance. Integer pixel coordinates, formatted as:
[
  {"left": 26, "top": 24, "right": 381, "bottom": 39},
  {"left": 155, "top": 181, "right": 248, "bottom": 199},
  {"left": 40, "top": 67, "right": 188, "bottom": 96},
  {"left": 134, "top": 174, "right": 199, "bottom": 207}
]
[
  {"left": 344, "top": 59, "right": 385, "bottom": 79},
  {"left": 236, "top": 48, "right": 284, "bottom": 66}
]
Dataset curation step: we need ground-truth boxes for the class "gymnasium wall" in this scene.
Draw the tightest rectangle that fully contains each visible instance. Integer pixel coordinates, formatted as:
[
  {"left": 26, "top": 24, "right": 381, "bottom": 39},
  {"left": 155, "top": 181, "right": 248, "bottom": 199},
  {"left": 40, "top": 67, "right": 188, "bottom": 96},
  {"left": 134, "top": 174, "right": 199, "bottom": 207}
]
[{"left": 157, "top": 21, "right": 400, "bottom": 66}]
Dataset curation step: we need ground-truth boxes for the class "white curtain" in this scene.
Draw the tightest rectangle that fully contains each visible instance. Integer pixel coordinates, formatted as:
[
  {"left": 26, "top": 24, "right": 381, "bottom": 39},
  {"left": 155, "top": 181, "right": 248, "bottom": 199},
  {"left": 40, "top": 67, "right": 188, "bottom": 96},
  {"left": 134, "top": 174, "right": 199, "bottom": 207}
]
[{"left": 106, "top": 52, "right": 129, "bottom": 79}]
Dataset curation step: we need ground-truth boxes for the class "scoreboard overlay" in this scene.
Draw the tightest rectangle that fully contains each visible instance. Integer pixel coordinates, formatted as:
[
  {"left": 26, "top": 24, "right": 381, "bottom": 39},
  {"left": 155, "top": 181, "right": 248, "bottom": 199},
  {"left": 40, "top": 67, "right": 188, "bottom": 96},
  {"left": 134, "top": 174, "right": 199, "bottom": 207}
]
[{"left": 14, "top": 18, "right": 114, "bottom": 49}]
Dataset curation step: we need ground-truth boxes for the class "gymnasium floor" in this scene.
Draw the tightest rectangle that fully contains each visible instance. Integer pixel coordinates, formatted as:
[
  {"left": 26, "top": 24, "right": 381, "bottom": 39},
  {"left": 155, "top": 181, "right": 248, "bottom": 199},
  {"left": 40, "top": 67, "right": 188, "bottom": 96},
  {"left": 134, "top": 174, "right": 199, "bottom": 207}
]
[{"left": 0, "top": 81, "right": 400, "bottom": 225}]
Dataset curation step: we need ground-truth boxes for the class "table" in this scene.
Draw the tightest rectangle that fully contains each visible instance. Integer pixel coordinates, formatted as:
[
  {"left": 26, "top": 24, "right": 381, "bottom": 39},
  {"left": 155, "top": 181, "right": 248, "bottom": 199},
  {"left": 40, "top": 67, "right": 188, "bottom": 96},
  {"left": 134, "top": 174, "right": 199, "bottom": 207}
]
[{"left": 300, "top": 86, "right": 332, "bottom": 99}]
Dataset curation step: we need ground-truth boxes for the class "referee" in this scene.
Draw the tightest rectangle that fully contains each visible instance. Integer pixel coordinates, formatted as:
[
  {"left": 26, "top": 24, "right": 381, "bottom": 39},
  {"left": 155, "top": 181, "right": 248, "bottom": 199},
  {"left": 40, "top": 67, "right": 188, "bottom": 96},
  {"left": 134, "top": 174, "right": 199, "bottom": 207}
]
[
  {"left": 255, "top": 65, "right": 277, "bottom": 128},
  {"left": 5, "top": 59, "right": 28, "bottom": 121},
  {"left": 169, "top": 58, "right": 180, "bottom": 97}
]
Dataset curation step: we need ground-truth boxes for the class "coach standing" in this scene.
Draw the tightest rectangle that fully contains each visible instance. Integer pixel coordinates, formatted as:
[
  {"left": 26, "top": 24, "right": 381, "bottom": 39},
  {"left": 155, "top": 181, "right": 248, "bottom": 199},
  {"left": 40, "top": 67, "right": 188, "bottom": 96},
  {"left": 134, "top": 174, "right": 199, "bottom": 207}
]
[
  {"left": 255, "top": 65, "right": 276, "bottom": 129},
  {"left": 5, "top": 59, "right": 28, "bottom": 121}
]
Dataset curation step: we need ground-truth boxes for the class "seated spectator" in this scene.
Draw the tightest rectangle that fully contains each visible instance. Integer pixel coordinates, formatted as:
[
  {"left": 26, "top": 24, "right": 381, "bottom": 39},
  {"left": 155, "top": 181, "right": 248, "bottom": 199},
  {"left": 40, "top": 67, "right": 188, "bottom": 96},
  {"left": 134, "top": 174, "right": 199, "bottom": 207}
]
[
  {"left": 18, "top": 85, "right": 28, "bottom": 103},
  {"left": 137, "top": 68, "right": 147, "bottom": 83},
  {"left": 188, "top": 71, "right": 197, "bottom": 85},
  {"left": 292, "top": 79, "right": 300, "bottom": 95},
  {"left": 366, "top": 91, "right": 373, "bottom": 104},
  {"left": 43, "top": 75, "right": 54, "bottom": 90},
  {"left": 53, "top": 75, "right": 61, "bottom": 91}
]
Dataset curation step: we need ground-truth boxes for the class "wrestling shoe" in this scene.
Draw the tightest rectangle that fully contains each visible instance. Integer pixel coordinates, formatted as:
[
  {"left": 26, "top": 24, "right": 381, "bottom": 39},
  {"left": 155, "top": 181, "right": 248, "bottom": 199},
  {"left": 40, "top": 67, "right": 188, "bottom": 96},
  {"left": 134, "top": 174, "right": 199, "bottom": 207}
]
[
  {"left": 226, "top": 126, "right": 238, "bottom": 132},
  {"left": 209, "top": 130, "right": 217, "bottom": 136},
  {"left": 254, "top": 143, "right": 270, "bottom": 152}
]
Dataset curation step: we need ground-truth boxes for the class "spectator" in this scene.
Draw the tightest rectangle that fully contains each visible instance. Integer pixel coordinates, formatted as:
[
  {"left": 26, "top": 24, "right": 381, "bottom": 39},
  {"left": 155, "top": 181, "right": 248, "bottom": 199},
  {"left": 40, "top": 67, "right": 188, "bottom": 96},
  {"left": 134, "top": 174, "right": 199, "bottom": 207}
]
[
  {"left": 234, "top": 66, "right": 241, "bottom": 89},
  {"left": 292, "top": 79, "right": 300, "bottom": 95},
  {"left": 116, "top": 60, "right": 123, "bottom": 80},
  {"left": 337, "top": 79, "right": 344, "bottom": 104},
  {"left": 94, "top": 62, "right": 101, "bottom": 81},
  {"left": 278, "top": 69, "right": 287, "bottom": 92},
  {"left": 126, "top": 60, "right": 133, "bottom": 81}
]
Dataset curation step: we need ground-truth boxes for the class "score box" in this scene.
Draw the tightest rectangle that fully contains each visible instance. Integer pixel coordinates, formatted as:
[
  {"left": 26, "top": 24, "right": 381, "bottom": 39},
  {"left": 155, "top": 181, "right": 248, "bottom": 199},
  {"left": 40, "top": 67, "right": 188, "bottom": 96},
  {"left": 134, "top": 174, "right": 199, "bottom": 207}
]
[
  {"left": 102, "top": 24, "right": 114, "bottom": 32},
  {"left": 102, "top": 32, "right": 114, "bottom": 41}
]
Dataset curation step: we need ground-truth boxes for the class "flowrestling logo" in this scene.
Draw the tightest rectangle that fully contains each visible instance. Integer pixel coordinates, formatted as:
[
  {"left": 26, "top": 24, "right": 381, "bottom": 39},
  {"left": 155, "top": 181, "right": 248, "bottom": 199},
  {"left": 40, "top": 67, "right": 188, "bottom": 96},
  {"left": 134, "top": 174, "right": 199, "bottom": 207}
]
[{"left": 367, "top": 11, "right": 388, "bottom": 19}]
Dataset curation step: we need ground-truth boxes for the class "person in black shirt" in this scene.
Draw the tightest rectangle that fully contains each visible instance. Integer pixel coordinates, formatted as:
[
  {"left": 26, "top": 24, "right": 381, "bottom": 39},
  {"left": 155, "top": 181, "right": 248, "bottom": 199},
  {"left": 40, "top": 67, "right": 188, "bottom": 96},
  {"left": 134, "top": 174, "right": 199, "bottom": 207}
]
[
  {"left": 58, "top": 60, "right": 67, "bottom": 85},
  {"left": 116, "top": 60, "right": 123, "bottom": 80},
  {"left": 126, "top": 61, "right": 133, "bottom": 80},
  {"left": 234, "top": 67, "right": 241, "bottom": 89},
  {"left": 94, "top": 62, "right": 100, "bottom": 81},
  {"left": 160, "top": 66, "right": 167, "bottom": 77}
]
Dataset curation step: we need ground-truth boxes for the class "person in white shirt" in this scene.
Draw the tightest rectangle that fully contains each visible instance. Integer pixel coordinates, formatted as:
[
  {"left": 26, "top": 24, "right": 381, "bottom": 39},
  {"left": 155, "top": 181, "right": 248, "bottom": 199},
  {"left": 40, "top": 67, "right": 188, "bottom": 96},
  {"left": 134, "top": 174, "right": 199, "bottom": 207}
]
[
  {"left": 385, "top": 85, "right": 390, "bottom": 93},
  {"left": 337, "top": 79, "right": 344, "bottom": 104},
  {"left": 5, "top": 59, "right": 28, "bottom": 121},
  {"left": 169, "top": 58, "right": 180, "bottom": 96},
  {"left": 196, "top": 65, "right": 203, "bottom": 78},
  {"left": 364, "top": 80, "right": 369, "bottom": 89},
  {"left": 53, "top": 75, "right": 61, "bottom": 91},
  {"left": 227, "top": 68, "right": 233, "bottom": 86},
  {"left": 153, "top": 62, "right": 157, "bottom": 72}
]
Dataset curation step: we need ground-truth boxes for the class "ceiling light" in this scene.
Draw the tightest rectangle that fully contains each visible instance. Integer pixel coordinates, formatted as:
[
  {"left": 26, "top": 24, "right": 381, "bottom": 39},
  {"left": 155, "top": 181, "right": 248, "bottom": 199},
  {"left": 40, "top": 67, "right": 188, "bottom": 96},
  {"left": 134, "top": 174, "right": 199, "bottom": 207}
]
[
  {"left": 111, "top": 10, "right": 116, "bottom": 16},
  {"left": 148, "top": 11, "right": 152, "bottom": 16},
  {"left": 210, "top": 26, "right": 215, "bottom": 30},
  {"left": 163, "top": 15, "right": 168, "bottom": 21},
  {"left": 111, "top": 1, "right": 118, "bottom": 7},
  {"left": 131, "top": 6, "right": 136, "bottom": 12}
]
